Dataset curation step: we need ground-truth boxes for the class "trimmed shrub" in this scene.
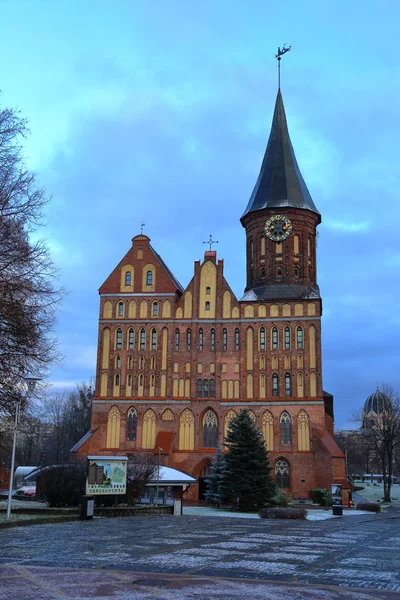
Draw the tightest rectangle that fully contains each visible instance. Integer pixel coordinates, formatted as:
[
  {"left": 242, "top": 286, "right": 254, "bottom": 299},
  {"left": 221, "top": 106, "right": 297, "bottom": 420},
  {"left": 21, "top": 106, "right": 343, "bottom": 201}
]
[
  {"left": 311, "top": 487, "right": 332, "bottom": 507},
  {"left": 259, "top": 507, "right": 307, "bottom": 520},
  {"left": 356, "top": 502, "right": 381, "bottom": 513}
]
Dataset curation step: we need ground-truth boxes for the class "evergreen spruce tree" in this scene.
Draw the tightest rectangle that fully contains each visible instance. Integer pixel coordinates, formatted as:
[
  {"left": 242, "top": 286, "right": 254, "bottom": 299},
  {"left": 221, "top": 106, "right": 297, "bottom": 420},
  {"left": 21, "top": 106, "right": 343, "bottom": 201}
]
[
  {"left": 204, "top": 446, "right": 226, "bottom": 507},
  {"left": 221, "top": 410, "right": 276, "bottom": 511}
]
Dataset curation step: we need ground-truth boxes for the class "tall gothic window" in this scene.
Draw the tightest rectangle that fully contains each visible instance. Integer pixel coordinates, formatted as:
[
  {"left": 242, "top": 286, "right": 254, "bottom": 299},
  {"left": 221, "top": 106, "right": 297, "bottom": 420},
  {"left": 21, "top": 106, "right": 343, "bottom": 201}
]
[
  {"left": 197, "top": 379, "right": 203, "bottom": 398},
  {"left": 203, "top": 379, "right": 209, "bottom": 398},
  {"left": 152, "top": 301, "right": 158, "bottom": 316},
  {"left": 235, "top": 328, "right": 240, "bottom": 350},
  {"left": 125, "top": 271, "right": 131, "bottom": 286},
  {"left": 203, "top": 410, "right": 217, "bottom": 448},
  {"left": 260, "top": 327, "right": 266, "bottom": 350},
  {"left": 297, "top": 326, "right": 303, "bottom": 349},
  {"left": 151, "top": 329, "right": 157, "bottom": 351},
  {"left": 140, "top": 328, "right": 145, "bottom": 350},
  {"left": 128, "top": 328, "right": 134, "bottom": 349},
  {"left": 280, "top": 412, "right": 291, "bottom": 444},
  {"left": 118, "top": 302, "right": 124, "bottom": 317},
  {"left": 272, "top": 373, "right": 279, "bottom": 396},
  {"left": 187, "top": 328, "right": 191, "bottom": 351},
  {"left": 175, "top": 328, "right": 180, "bottom": 351},
  {"left": 284, "top": 326, "right": 291, "bottom": 349},
  {"left": 272, "top": 327, "right": 278, "bottom": 349},
  {"left": 126, "top": 408, "right": 137, "bottom": 441},
  {"left": 146, "top": 270, "right": 153, "bottom": 285},
  {"left": 285, "top": 373, "right": 291, "bottom": 396},
  {"left": 116, "top": 328, "right": 122, "bottom": 349},
  {"left": 199, "top": 328, "right": 203, "bottom": 351},
  {"left": 209, "top": 379, "right": 215, "bottom": 397},
  {"left": 275, "top": 459, "right": 290, "bottom": 488},
  {"left": 211, "top": 328, "right": 215, "bottom": 351},
  {"left": 222, "top": 328, "right": 227, "bottom": 351}
]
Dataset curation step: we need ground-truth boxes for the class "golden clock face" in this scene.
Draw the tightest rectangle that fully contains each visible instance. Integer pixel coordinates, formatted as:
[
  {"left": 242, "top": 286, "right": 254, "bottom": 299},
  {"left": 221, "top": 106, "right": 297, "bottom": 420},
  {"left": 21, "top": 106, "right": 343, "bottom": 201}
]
[{"left": 265, "top": 215, "right": 292, "bottom": 242}]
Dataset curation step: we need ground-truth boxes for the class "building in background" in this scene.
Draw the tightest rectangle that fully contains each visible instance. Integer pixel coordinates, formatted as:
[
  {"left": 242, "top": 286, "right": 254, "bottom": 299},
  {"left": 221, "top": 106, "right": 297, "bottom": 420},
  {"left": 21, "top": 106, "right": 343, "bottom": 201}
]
[{"left": 74, "top": 85, "right": 346, "bottom": 500}]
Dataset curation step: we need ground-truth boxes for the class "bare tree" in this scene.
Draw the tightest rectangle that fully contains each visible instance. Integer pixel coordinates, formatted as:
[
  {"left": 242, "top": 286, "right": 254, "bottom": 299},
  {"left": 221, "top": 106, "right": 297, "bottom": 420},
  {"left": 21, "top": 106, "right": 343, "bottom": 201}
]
[
  {"left": 359, "top": 384, "right": 400, "bottom": 502},
  {"left": 0, "top": 102, "right": 63, "bottom": 413},
  {"left": 125, "top": 453, "right": 156, "bottom": 506}
]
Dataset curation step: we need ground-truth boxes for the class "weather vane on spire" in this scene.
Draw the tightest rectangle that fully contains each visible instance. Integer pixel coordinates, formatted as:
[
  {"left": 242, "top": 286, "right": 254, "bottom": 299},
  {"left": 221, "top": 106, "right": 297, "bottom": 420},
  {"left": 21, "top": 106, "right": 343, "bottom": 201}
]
[{"left": 275, "top": 43, "right": 292, "bottom": 89}]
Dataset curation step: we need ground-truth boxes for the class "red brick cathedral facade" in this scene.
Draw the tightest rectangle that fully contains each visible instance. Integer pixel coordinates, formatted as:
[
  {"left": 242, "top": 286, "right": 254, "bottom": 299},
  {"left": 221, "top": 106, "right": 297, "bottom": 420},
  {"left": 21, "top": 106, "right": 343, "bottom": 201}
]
[{"left": 76, "top": 89, "right": 346, "bottom": 500}]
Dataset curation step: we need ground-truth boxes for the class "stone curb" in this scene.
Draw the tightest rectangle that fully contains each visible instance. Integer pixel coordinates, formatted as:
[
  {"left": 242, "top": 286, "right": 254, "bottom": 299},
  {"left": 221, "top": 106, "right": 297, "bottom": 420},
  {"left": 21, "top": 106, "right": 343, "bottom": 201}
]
[{"left": 0, "top": 515, "right": 79, "bottom": 529}]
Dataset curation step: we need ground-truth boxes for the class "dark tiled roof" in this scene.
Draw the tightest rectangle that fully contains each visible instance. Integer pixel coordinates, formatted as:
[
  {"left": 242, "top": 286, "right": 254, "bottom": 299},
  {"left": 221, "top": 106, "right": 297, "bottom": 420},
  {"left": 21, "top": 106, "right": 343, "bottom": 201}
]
[
  {"left": 150, "top": 246, "right": 184, "bottom": 294},
  {"left": 240, "top": 283, "right": 320, "bottom": 302},
  {"left": 241, "top": 90, "right": 320, "bottom": 222}
]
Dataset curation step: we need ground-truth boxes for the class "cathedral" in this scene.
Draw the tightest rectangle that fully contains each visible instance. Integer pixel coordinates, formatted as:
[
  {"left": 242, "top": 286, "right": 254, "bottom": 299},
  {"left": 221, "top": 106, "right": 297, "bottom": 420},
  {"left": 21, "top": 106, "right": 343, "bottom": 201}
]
[{"left": 75, "top": 85, "right": 346, "bottom": 501}]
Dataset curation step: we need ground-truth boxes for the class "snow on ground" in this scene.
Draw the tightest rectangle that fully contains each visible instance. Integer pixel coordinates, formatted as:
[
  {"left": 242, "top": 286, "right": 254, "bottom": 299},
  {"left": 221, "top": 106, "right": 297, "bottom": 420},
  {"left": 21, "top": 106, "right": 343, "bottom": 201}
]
[
  {"left": 183, "top": 506, "right": 373, "bottom": 520},
  {"left": 353, "top": 480, "right": 400, "bottom": 505}
]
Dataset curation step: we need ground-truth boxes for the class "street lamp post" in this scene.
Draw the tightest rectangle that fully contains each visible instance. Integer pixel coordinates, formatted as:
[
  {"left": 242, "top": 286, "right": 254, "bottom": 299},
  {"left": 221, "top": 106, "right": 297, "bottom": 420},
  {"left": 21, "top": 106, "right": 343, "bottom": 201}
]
[
  {"left": 155, "top": 447, "right": 163, "bottom": 506},
  {"left": 6, "top": 377, "right": 40, "bottom": 520}
]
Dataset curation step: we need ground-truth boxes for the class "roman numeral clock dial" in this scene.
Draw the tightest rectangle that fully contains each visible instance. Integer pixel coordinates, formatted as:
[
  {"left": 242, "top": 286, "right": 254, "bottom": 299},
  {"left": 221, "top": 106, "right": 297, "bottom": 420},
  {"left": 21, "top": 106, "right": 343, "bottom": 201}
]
[{"left": 265, "top": 215, "right": 292, "bottom": 242}]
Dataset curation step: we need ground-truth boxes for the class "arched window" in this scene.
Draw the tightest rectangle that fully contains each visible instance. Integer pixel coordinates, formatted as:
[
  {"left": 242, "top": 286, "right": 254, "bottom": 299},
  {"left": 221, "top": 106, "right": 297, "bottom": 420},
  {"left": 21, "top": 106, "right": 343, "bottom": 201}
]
[
  {"left": 206, "top": 286, "right": 211, "bottom": 295},
  {"left": 272, "top": 373, "right": 279, "bottom": 396},
  {"left": 203, "top": 410, "right": 217, "bottom": 448},
  {"left": 235, "top": 328, "right": 240, "bottom": 350},
  {"left": 280, "top": 412, "right": 291, "bottom": 444},
  {"left": 187, "top": 328, "right": 191, "bottom": 351},
  {"left": 284, "top": 326, "right": 291, "bottom": 349},
  {"left": 116, "top": 328, "right": 123, "bottom": 349},
  {"left": 209, "top": 379, "right": 215, "bottom": 397},
  {"left": 260, "top": 327, "right": 265, "bottom": 350},
  {"left": 128, "top": 328, "right": 134, "bottom": 349},
  {"left": 272, "top": 327, "right": 278, "bottom": 349},
  {"left": 115, "top": 355, "right": 121, "bottom": 369},
  {"left": 139, "top": 355, "right": 144, "bottom": 369},
  {"left": 285, "top": 373, "right": 291, "bottom": 396},
  {"left": 140, "top": 328, "right": 145, "bottom": 350},
  {"left": 118, "top": 302, "right": 124, "bottom": 317},
  {"left": 125, "top": 271, "right": 131, "bottom": 286},
  {"left": 199, "top": 328, "right": 203, "bottom": 351},
  {"left": 151, "top": 329, "right": 157, "bottom": 351},
  {"left": 179, "top": 409, "right": 195, "bottom": 450},
  {"left": 222, "top": 328, "right": 227, "bottom": 351},
  {"left": 152, "top": 301, "right": 158, "bottom": 317},
  {"left": 197, "top": 379, "right": 203, "bottom": 398},
  {"left": 262, "top": 411, "right": 273, "bottom": 451},
  {"left": 224, "top": 410, "right": 237, "bottom": 439},
  {"left": 203, "top": 379, "right": 209, "bottom": 398},
  {"left": 297, "top": 410, "right": 310, "bottom": 451},
  {"left": 211, "top": 328, "right": 215, "bottom": 351},
  {"left": 106, "top": 406, "right": 120, "bottom": 448},
  {"left": 142, "top": 409, "right": 156, "bottom": 449},
  {"left": 115, "top": 373, "right": 120, "bottom": 386},
  {"left": 128, "top": 355, "right": 132, "bottom": 369},
  {"left": 146, "top": 270, "right": 153, "bottom": 285},
  {"left": 297, "top": 326, "right": 303, "bottom": 349},
  {"left": 205, "top": 301, "right": 210, "bottom": 311},
  {"left": 175, "top": 328, "right": 180, "bottom": 351},
  {"left": 126, "top": 408, "right": 137, "bottom": 441},
  {"left": 275, "top": 459, "right": 290, "bottom": 488}
]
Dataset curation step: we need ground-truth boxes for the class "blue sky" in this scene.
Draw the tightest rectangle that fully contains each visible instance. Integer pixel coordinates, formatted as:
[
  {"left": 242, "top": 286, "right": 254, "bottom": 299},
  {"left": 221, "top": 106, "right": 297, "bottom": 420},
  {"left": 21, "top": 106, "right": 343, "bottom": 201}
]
[{"left": 1, "top": 0, "right": 399, "bottom": 429}]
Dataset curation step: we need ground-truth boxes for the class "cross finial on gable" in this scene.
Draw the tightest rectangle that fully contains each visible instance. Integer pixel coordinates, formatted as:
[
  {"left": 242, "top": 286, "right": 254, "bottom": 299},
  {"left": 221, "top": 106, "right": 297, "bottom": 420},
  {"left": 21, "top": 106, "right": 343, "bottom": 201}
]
[{"left": 203, "top": 234, "right": 219, "bottom": 251}]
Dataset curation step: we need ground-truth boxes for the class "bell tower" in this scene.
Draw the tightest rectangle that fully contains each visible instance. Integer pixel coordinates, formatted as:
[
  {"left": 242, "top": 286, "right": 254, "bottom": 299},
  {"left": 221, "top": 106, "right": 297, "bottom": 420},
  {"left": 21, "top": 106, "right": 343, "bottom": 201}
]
[{"left": 240, "top": 89, "right": 321, "bottom": 302}]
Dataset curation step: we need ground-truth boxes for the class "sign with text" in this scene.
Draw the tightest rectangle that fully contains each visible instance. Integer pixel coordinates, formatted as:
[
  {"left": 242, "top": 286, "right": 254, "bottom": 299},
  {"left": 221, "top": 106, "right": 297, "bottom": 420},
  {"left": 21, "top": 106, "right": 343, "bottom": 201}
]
[{"left": 86, "top": 457, "right": 127, "bottom": 495}]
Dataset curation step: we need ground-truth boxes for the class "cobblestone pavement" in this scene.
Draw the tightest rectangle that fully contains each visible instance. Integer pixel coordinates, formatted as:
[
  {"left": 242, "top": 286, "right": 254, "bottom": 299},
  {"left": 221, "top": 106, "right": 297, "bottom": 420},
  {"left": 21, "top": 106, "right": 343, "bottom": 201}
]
[{"left": 1, "top": 510, "right": 400, "bottom": 598}]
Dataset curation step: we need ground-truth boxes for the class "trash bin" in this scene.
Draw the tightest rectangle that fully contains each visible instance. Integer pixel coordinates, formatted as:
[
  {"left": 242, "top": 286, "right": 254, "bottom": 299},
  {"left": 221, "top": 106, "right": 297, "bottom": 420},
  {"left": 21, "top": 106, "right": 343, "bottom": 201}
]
[{"left": 80, "top": 495, "right": 94, "bottom": 520}]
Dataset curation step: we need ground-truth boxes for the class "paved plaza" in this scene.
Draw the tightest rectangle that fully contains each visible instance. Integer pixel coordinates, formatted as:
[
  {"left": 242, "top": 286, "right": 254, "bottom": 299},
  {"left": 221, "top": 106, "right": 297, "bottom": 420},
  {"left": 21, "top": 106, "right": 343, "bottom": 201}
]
[{"left": 1, "top": 509, "right": 400, "bottom": 598}]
